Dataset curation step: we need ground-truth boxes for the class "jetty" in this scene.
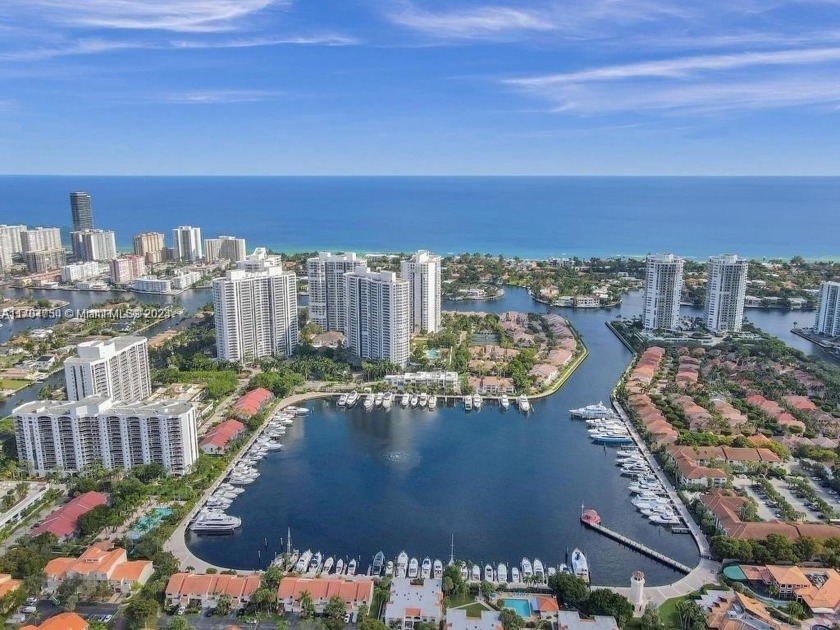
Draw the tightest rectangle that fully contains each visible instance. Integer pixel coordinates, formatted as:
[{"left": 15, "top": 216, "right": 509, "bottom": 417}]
[{"left": 580, "top": 510, "right": 692, "bottom": 575}]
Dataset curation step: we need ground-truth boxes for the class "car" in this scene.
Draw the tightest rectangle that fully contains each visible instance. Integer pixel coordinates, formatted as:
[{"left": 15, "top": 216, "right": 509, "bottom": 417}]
[
  {"left": 25, "top": 598, "right": 37, "bottom": 606},
  {"left": 176, "top": 605, "right": 186, "bottom": 616},
  {"left": 103, "top": 616, "right": 112, "bottom": 623},
  {"left": 344, "top": 613, "right": 351, "bottom": 623},
  {"left": 22, "top": 606, "right": 36, "bottom": 614}
]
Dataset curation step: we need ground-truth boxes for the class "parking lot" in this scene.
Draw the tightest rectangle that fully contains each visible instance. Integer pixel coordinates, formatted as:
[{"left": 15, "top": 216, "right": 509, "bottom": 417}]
[
  {"left": 769, "top": 478, "right": 824, "bottom": 521},
  {"left": 161, "top": 611, "right": 358, "bottom": 630}
]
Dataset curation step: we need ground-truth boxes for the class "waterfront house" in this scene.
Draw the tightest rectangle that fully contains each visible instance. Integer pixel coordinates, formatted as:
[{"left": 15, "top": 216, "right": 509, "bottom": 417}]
[
  {"left": 31, "top": 491, "right": 108, "bottom": 540},
  {"left": 467, "top": 376, "right": 515, "bottom": 395},
  {"left": 277, "top": 577, "right": 373, "bottom": 614},
  {"left": 384, "top": 371, "right": 459, "bottom": 390},
  {"left": 445, "top": 608, "right": 502, "bottom": 630},
  {"left": 704, "top": 592, "right": 782, "bottom": 630},
  {"left": 199, "top": 419, "right": 246, "bottom": 455},
  {"left": 555, "top": 611, "right": 619, "bottom": 630},
  {"left": 165, "top": 573, "right": 262, "bottom": 611},
  {"left": 44, "top": 542, "right": 153, "bottom": 595},
  {"left": 737, "top": 565, "right": 840, "bottom": 614},
  {"left": 384, "top": 578, "right": 443, "bottom": 630}
]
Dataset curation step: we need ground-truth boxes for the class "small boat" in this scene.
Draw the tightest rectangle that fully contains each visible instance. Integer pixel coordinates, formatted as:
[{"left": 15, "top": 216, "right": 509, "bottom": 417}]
[
  {"left": 484, "top": 564, "right": 494, "bottom": 582},
  {"left": 419, "top": 393, "right": 429, "bottom": 408},
  {"left": 282, "top": 417, "right": 294, "bottom": 426},
  {"left": 571, "top": 548, "right": 589, "bottom": 583},
  {"left": 521, "top": 557, "right": 533, "bottom": 578},
  {"left": 337, "top": 394, "right": 348, "bottom": 406},
  {"left": 335, "top": 558, "right": 344, "bottom": 575},
  {"left": 500, "top": 394, "right": 510, "bottom": 409},
  {"left": 296, "top": 550, "right": 312, "bottom": 573},
  {"left": 497, "top": 563, "right": 508, "bottom": 583},
  {"left": 372, "top": 551, "right": 385, "bottom": 576},
  {"left": 308, "top": 551, "right": 322, "bottom": 573},
  {"left": 511, "top": 567, "right": 520, "bottom": 583},
  {"left": 471, "top": 565, "right": 481, "bottom": 582},
  {"left": 460, "top": 564, "right": 469, "bottom": 582},
  {"left": 346, "top": 391, "right": 359, "bottom": 407},
  {"left": 421, "top": 557, "right": 432, "bottom": 578},
  {"left": 429, "top": 395, "right": 438, "bottom": 409},
  {"left": 347, "top": 559, "right": 357, "bottom": 576},
  {"left": 375, "top": 393, "right": 384, "bottom": 407},
  {"left": 473, "top": 394, "right": 482, "bottom": 409},
  {"left": 533, "top": 558, "right": 544, "bottom": 580},
  {"left": 433, "top": 559, "right": 443, "bottom": 579},
  {"left": 397, "top": 551, "right": 408, "bottom": 578},
  {"left": 464, "top": 396, "right": 473, "bottom": 411},
  {"left": 323, "top": 557, "right": 335, "bottom": 574},
  {"left": 383, "top": 392, "right": 393, "bottom": 410},
  {"left": 287, "top": 552, "right": 299, "bottom": 570},
  {"left": 410, "top": 394, "right": 419, "bottom": 408},
  {"left": 547, "top": 566, "right": 557, "bottom": 578},
  {"left": 401, "top": 393, "right": 410, "bottom": 407},
  {"left": 518, "top": 395, "right": 530, "bottom": 412},
  {"left": 385, "top": 560, "right": 394, "bottom": 577},
  {"left": 408, "top": 557, "right": 419, "bottom": 578},
  {"left": 364, "top": 394, "right": 374, "bottom": 410}
]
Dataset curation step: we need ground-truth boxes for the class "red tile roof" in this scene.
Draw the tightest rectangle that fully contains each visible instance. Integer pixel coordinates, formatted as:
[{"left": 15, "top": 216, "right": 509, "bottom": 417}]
[
  {"left": 32, "top": 492, "right": 107, "bottom": 539},
  {"left": 233, "top": 388, "right": 273, "bottom": 416},
  {"left": 278, "top": 577, "right": 374, "bottom": 606},
  {"left": 200, "top": 419, "right": 246, "bottom": 450}
]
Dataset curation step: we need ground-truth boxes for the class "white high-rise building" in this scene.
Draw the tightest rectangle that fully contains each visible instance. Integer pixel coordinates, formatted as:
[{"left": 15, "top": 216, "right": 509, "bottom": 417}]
[
  {"left": 0, "top": 225, "right": 26, "bottom": 254},
  {"left": 0, "top": 232, "right": 12, "bottom": 273},
  {"left": 204, "top": 236, "right": 247, "bottom": 264},
  {"left": 401, "top": 250, "right": 442, "bottom": 334},
  {"left": 60, "top": 261, "right": 102, "bottom": 283},
  {"left": 815, "top": 282, "right": 840, "bottom": 337},
  {"left": 110, "top": 255, "right": 147, "bottom": 285},
  {"left": 13, "top": 397, "right": 198, "bottom": 476},
  {"left": 64, "top": 336, "right": 151, "bottom": 403},
  {"left": 704, "top": 254, "right": 748, "bottom": 333},
  {"left": 642, "top": 254, "right": 684, "bottom": 330},
  {"left": 21, "top": 227, "right": 62, "bottom": 253},
  {"left": 213, "top": 249, "right": 299, "bottom": 362},
  {"left": 345, "top": 268, "right": 410, "bottom": 367},
  {"left": 172, "top": 226, "right": 202, "bottom": 262},
  {"left": 307, "top": 252, "right": 365, "bottom": 332},
  {"left": 71, "top": 229, "right": 117, "bottom": 262}
]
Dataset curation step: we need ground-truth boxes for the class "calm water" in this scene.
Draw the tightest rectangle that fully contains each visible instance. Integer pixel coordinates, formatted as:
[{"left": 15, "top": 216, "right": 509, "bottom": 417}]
[{"left": 2, "top": 176, "right": 840, "bottom": 258}]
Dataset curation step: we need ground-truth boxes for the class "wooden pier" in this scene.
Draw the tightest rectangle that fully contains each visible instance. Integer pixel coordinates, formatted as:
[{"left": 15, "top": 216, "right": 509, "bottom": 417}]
[{"left": 581, "top": 518, "right": 692, "bottom": 574}]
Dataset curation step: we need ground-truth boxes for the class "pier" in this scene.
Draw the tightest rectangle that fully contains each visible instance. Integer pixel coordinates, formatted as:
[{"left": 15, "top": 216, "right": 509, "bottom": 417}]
[{"left": 580, "top": 512, "right": 692, "bottom": 574}]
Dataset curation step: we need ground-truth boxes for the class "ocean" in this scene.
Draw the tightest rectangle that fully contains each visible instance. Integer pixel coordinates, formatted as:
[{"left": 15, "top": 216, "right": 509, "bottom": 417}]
[{"left": 2, "top": 176, "right": 839, "bottom": 259}]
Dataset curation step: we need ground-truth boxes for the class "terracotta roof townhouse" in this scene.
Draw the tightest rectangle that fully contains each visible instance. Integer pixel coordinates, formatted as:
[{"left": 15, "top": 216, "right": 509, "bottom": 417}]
[{"left": 45, "top": 542, "right": 153, "bottom": 595}]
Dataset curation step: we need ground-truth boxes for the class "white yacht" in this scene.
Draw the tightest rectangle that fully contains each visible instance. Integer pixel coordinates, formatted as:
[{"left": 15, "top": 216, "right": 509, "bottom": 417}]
[
  {"left": 373, "top": 551, "right": 385, "bottom": 575},
  {"left": 383, "top": 393, "right": 393, "bottom": 410},
  {"left": 337, "top": 394, "right": 348, "bottom": 407},
  {"left": 296, "top": 550, "right": 312, "bottom": 573},
  {"left": 460, "top": 564, "right": 468, "bottom": 582},
  {"left": 309, "top": 552, "right": 322, "bottom": 573},
  {"left": 385, "top": 561, "right": 394, "bottom": 577},
  {"left": 521, "top": 557, "right": 533, "bottom": 579},
  {"left": 433, "top": 559, "right": 443, "bottom": 579},
  {"left": 484, "top": 564, "right": 494, "bottom": 582},
  {"left": 288, "top": 406, "right": 309, "bottom": 416},
  {"left": 282, "top": 417, "right": 294, "bottom": 426},
  {"left": 421, "top": 557, "right": 432, "bottom": 579},
  {"left": 569, "top": 402, "right": 613, "bottom": 419},
  {"left": 397, "top": 551, "right": 408, "bottom": 578},
  {"left": 347, "top": 559, "right": 357, "bottom": 576},
  {"left": 533, "top": 558, "right": 544, "bottom": 581},
  {"left": 571, "top": 548, "right": 589, "bottom": 583},
  {"left": 335, "top": 558, "right": 344, "bottom": 575},
  {"left": 429, "top": 395, "right": 438, "bottom": 409},
  {"left": 471, "top": 565, "right": 481, "bottom": 582},
  {"left": 364, "top": 394, "right": 375, "bottom": 410},
  {"left": 375, "top": 393, "right": 384, "bottom": 407},
  {"left": 472, "top": 394, "right": 482, "bottom": 409},
  {"left": 464, "top": 396, "right": 473, "bottom": 411},
  {"left": 517, "top": 395, "right": 530, "bottom": 412},
  {"left": 497, "top": 563, "right": 508, "bottom": 583},
  {"left": 190, "top": 511, "right": 242, "bottom": 534},
  {"left": 500, "top": 394, "right": 510, "bottom": 409},
  {"left": 511, "top": 567, "right": 520, "bottom": 583},
  {"left": 401, "top": 393, "right": 410, "bottom": 407},
  {"left": 323, "top": 557, "right": 335, "bottom": 574},
  {"left": 408, "top": 557, "right": 419, "bottom": 578},
  {"left": 346, "top": 391, "right": 359, "bottom": 407},
  {"left": 419, "top": 393, "right": 429, "bottom": 408},
  {"left": 410, "top": 394, "right": 419, "bottom": 408}
]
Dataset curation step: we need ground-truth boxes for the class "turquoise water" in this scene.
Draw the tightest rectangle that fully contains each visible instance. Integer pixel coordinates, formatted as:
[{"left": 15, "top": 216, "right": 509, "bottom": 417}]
[
  {"left": 502, "top": 599, "right": 532, "bottom": 618},
  {"left": 426, "top": 349, "right": 439, "bottom": 359},
  {"left": 128, "top": 507, "right": 172, "bottom": 541}
]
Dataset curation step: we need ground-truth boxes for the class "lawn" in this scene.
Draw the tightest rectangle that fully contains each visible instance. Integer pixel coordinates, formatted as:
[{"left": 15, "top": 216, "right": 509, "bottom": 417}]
[
  {"left": 0, "top": 379, "right": 29, "bottom": 390},
  {"left": 455, "top": 602, "right": 493, "bottom": 618},
  {"left": 658, "top": 595, "right": 689, "bottom": 629}
]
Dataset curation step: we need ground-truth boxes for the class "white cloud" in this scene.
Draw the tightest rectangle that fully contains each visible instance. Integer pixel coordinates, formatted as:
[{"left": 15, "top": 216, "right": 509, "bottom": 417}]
[
  {"left": 387, "top": 4, "right": 558, "bottom": 39},
  {"left": 158, "top": 90, "right": 276, "bottom": 104}
]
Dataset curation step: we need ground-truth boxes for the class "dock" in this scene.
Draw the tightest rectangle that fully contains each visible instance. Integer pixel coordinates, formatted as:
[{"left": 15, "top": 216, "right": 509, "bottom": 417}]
[{"left": 581, "top": 516, "right": 692, "bottom": 574}]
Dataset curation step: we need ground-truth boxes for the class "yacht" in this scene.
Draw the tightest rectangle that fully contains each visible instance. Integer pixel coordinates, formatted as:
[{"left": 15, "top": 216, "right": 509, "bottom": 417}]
[
  {"left": 419, "top": 393, "right": 429, "bottom": 408},
  {"left": 511, "top": 567, "right": 520, "bottom": 583},
  {"left": 472, "top": 394, "right": 482, "bottom": 409},
  {"left": 309, "top": 552, "right": 323, "bottom": 573},
  {"left": 421, "top": 557, "right": 432, "bottom": 579},
  {"left": 323, "top": 557, "right": 335, "bottom": 574},
  {"left": 460, "top": 564, "right": 469, "bottom": 581},
  {"left": 521, "top": 557, "right": 533, "bottom": 579},
  {"left": 408, "top": 557, "right": 419, "bottom": 578},
  {"left": 385, "top": 561, "right": 394, "bottom": 577},
  {"left": 517, "top": 395, "right": 530, "bottom": 412},
  {"left": 410, "top": 394, "right": 419, "bottom": 408},
  {"left": 287, "top": 552, "right": 299, "bottom": 570},
  {"left": 433, "top": 559, "right": 443, "bottom": 579},
  {"left": 571, "top": 548, "right": 589, "bottom": 583},
  {"left": 401, "top": 393, "right": 410, "bottom": 407},
  {"left": 335, "top": 558, "right": 344, "bottom": 575},
  {"left": 296, "top": 550, "right": 312, "bottom": 573},
  {"left": 397, "top": 552, "right": 409, "bottom": 578},
  {"left": 190, "top": 511, "right": 242, "bottom": 534},
  {"left": 347, "top": 559, "right": 357, "bottom": 576},
  {"left": 484, "top": 564, "right": 494, "bottom": 582},
  {"left": 569, "top": 402, "right": 613, "bottom": 419},
  {"left": 464, "top": 395, "right": 473, "bottom": 411},
  {"left": 533, "top": 558, "right": 544, "bottom": 581},
  {"left": 364, "top": 394, "right": 375, "bottom": 411},
  {"left": 471, "top": 565, "right": 481, "bottom": 582},
  {"left": 429, "top": 395, "right": 438, "bottom": 410},
  {"left": 500, "top": 394, "right": 510, "bottom": 409},
  {"left": 375, "top": 393, "right": 384, "bottom": 407},
  {"left": 282, "top": 417, "right": 294, "bottom": 426},
  {"left": 372, "top": 551, "right": 385, "bottom": 576},
  {"left": 337, "top": 393, "right": 348, "bottom": 407},
  {"left": 383, "top": 393, "right": 393, "bottom": 411},
  {"left": 497, "top": 563, "right": 508, "bottom": 583},
  {"left": 264, "top": 441, "right": 283, "bottom": 451},
  {"left": 547, "top": 567, "right": 557, "bottom": 578},
  {"left": 346, "top": 391, "right": 359, "bottom": 407}
]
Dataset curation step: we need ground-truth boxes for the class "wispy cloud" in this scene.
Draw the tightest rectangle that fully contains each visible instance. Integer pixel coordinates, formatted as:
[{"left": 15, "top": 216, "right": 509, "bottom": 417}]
[
  {"left": 159, "top": 90, "right": 277, "bottom": 104},
  {"left": 0, "top": 0, "right": 288, "bottom": 33},
  {"left": 388, "top": 4, "right": 556, "bottom": 39}
]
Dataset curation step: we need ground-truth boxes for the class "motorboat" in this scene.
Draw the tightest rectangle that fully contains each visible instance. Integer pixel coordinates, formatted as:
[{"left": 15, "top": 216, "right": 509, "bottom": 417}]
[
  {"left": 410, "top": 394, "right": 419, "bottom": 408},
  {"left": 569, "top": 402, "right": 613, "bottom": 419},
  {"left": 375, "top": 393, "right": 384, "bottom": 407},
  {"left": 473, "top": 394, "right": 482, "bottom": 409},
  {"left": 571, "top": 548, "right": 589, "bottom": 583},
  {"left": 364, "top": 394, "right": 374, "bottom": 410},
  {"left": 460, "top": 564, "right": 469, "bottom": 582},
  {"left": 282, "top": 417, "right": 294, "bottom": 426},
  {"left": 419, "top": 393, "right": 429, "bottom": 408},
  {"left": 497, "top": 563, "right": 508, "bottom": 583},
  {"left": 397, "top": 552, "right": 408, "bottom": 578},
  {"left": 287, "top": 406, "right": 309, "bottom": 416},
  {"left": 372, "top": 551, "right": 385, "bottom": 576},
  {"left": 337, "top": 394, "right": 348, "bottom": 407},
  {"left": 517, "top": 395, "right": 530, "bottom": 412},
  {"left": 471, "top": 565, "right": 481, "bottom": 582},
  {"left": 383, "top": 393, "right": 393, "bottom": 410},
  {"left": 401, "top": 393, "right": 410, "bottom": 407},
  {"left": 464, "top": 396, "right": 473, "bottom": 411},
  {"left": 335, "top": 558, "right": 344, "bottom": 575},
  {"left": 547, "top": 566, "right": 557, "bottom": 578},
  {"left": 347, "top": 559, "right": 357, "bottom": 576},
  {"left": 500, "top": 394, "right": 510, "bottom": 409},
  {"left": 433, "top": 559, "right": 443, "bottom": 579},
  {"left": 408, "top": 557, "right": 419, "bottom": 578},
  {"left": 309, "top": 552, "right": 322, "bottom": 573},
  {"left": 511, "top": 567, "right": 520, "bottom": 583},
  {"left": 323, "top": 557, "right": 335, "bottom": 574},
  {"left": 346, "top": 391, "right": 359, "bottom": 407},
  {"left": 521, "top": 557, "right": 533, "bottom": 579},
  {"left": 533, "top": 558, "right": 544, "bottom": 580},
  {"left": 429, "top": 395, "right": 438, "bottom": 409},
  {"left": 190, "top": 511, "right": 242, "bottom": 534},
  {"left": 421, "top": 557, "right": 432, "bottom": 579},
  {"left": 385, "top": 561, "right": 394, "bottom": 577},
  {"left": 484, "top": 564, "right": 494, "bottom": 582},
  {"left": 296, "top": 550, "right": 312, "bottom": 573}
]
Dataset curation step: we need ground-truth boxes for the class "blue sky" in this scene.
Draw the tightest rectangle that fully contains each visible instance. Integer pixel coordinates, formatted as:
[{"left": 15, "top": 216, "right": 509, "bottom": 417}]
[{"left": 2, "top": 0, "right": 840, "bottom": 175}]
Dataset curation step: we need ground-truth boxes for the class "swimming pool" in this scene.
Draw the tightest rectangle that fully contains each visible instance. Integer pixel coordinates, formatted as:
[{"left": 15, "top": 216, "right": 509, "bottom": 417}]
[
  {"left": 501, "top": 599, "right": 532, "bottom": 618},
  {"left": 128, "top": 507, "right": 173, "bottom": 540},
  {"left": 426, "top": 349, "right": 439, "bottom": 359}
]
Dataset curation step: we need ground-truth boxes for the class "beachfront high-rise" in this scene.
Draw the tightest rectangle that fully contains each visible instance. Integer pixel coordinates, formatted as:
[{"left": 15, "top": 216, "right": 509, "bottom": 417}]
[
  {"left": 71, "top": 229, "right": 117, "bottom": 262},
  {"left": 213, "top": 249, "right": 299, "bottom": 362},
  {"left": 204, "top": 236, "right": 247, "bottom": 264},
  {"left": 133, "top": 231, "right": 166, "bottom": 264},
  {"left": 70, "top": 192, "right": 94, "bottom": 232},
  {"left": 172, "top": 226, "right": 203, "bottom": 262},
  {"left": 704, "top": 254, "right": 748, "bottom": 333},
  {"left": 345, "top": 268, "right": 410, "bottom": 367},
  {"left": 642, "top": 254, "right": 684, "bottom": 331},
  {"left": 0, "top": 225, "right": 26, "bottom": 254},
  {"left": 307, "top": 252, "right": 365, "bottom": 332},
  {"left": 401, "top": 250, "right": 442, "bottom": 334},
  {"left": 0, "top": 232, "right": 12, "bottom": 273},
  {"left": 815, "top": 282, "right": 840, "bottom": 337},
  {"left": 64, "top": 336, "right": 151, "bottom": 403},
  {"left": 21, "top": 227, "right": 62, "bottom": 253}
]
